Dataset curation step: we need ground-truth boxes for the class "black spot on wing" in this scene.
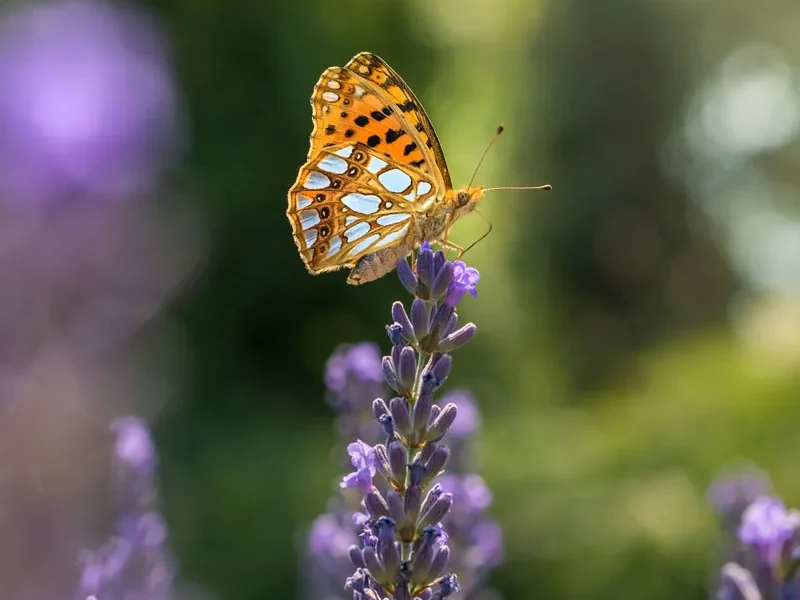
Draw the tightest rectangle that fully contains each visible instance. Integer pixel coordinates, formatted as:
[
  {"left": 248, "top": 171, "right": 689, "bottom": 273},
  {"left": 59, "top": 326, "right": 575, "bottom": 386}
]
[
  {"left": 411, "top": 159, "right": 425, "bottom": 168},
  {"left": 399, "top": 100, "right": 416, "bottom": 112},
  {"left": 345, "top": 129, "right": 355, "bottom": 138},
  {"left": 403, "top": 142, "right": 417, "bottom": 156},
  {"left": 325, "top": 125, "right": 335, "bottom": 135},
  {"left": 367, "top": 135, "right": 381, "bottom": 147},
  {"left": 370, "top": 110, "right": 386, "bottom": 122},
  {"left": 354, "top": 115, "right": 369, "bottom": 127},
  {"left": 385, "top": 129, "right": 404, "bottom": 144}
]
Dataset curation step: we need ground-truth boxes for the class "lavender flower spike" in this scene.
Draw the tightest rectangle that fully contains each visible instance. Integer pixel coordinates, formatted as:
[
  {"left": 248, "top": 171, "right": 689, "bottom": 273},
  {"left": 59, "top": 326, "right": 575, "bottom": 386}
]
[
  {"left": 304, "top": 243, "right": 500, "bottom": 600},
  {"left": 738, "top": 495, "right": 800, "bottom": 566}
]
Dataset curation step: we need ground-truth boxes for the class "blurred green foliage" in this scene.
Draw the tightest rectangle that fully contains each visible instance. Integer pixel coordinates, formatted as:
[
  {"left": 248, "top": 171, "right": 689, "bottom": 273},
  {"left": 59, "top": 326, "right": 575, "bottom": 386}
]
[{"left": 138, "top": 0, "right": 800, "bottom": 598}]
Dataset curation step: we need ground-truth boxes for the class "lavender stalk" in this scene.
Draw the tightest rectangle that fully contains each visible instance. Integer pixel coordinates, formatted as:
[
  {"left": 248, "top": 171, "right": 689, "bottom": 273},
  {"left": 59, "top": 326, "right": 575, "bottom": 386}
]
[{"left": 339, "top": 242, "right": 481, "bottom": 600}]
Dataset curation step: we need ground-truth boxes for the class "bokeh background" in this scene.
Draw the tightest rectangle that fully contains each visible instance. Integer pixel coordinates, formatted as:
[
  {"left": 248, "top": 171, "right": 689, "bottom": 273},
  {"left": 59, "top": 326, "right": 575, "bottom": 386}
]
[{"left": 1, "top": 0, "right": 799, "bottom": 598}]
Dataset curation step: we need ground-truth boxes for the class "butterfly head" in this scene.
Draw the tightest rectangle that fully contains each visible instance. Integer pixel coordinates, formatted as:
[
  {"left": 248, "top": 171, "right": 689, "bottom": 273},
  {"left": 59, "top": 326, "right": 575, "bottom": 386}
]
[{"left": 452, "top": 186, "right": 486, "bottom": 219}]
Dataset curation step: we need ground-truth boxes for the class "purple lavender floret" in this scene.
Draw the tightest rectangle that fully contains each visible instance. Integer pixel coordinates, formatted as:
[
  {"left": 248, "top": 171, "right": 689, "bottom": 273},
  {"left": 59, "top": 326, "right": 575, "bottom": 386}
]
[
  {"left": 341, "top": 440, "right": 378, "bottom": 496},
  {"left": 710, "top": 481, "right": 800, "bottom": 600},
  {"left": 738, "top": 496, "right": 800, "bottom": 566}
]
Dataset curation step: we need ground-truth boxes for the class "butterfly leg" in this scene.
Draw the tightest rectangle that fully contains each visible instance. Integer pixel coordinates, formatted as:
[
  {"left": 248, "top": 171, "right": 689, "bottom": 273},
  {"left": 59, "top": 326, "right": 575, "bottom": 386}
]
[{"left": 440, "top": 239, "right": 466, "bottom": 260}]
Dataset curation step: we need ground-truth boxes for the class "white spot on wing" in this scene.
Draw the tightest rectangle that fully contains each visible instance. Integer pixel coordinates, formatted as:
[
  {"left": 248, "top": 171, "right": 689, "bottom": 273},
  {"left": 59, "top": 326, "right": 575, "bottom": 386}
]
[
  {"left": 327, "top": 80, "right": 341, "bottom": 89},
  {"left": 342, "top": 193, "right": 381, "bottom": 214},
  {"left": 322, "top": 91, "right": 339, "bottom": 102},
  {"left": 345, "top": 216, "right": 358, "bottom": 225},
  {"left": 403, "top": 190, "right": 416, "bottom": 201},
  {"left": 354, "top": 85, "right": 365, "bottom": 97},
  {"left": 377, "top": 214, "right": 411, "bottom": 226},
  {"left": 378, "top": 168, "right": 412, "bottom": 194},
  {"left": 367, "top": 156, "right": 388, "bottom": 174},
  {"left": 296, "top": 194, "right": 313, "bottom": 209},
  {"left": 299, "top": 209, "right": 320, "bottom": 230},
  {"left": 347, "top": 233, "right": 381, "bottom": 257},
  {"left": 326, "top": 235, "right": 342, "bottom": 257},
  {"left": 318, "top": 155, "right": 347, "bottom": 174},
  {"left": 417, "top": 181, "right": 432, "bottom": 196},
  {"left": 344, "top": 221, "right": 371, "bottom": 242},
  {"left": 304, "top": 172, "right": 330, "bottom": 190},
  {"left": 303, "top": 228, "right": 317, "bottom": 248},
  {"left": 335, "top": 146, "right": 354, "bottom": 158},
  {"left": 374, "top": 224, "right": 410, "bottom": 249}
]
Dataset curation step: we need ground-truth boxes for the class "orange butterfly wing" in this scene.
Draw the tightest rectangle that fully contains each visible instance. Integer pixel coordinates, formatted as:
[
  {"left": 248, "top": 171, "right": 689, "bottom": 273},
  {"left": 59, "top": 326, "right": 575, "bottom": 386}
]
[{"left": 287, "top": 52, "right": 448, "bottom": 275}]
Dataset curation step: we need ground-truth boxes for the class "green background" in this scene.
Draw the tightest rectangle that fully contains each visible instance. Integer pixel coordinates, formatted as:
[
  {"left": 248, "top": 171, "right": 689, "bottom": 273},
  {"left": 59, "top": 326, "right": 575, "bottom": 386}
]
[{"left": 134, "top": 0, "right": 800, "bottom": 598}]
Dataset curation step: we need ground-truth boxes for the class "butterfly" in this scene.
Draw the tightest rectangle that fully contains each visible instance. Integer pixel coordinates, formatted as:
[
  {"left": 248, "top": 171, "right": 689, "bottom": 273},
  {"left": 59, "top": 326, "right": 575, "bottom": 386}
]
[{"left": 287, "top": 51, "right": 550, "bottom": 285}]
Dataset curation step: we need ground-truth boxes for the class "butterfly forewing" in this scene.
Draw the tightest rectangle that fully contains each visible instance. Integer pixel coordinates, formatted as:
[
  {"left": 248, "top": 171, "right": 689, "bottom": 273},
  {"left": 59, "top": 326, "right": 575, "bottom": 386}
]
[
  {"left": 288, "top": 142, "right": 437, "bottom": 272},
  {"left": 288, "top": 52, "right": 448, "bottom": 276},
  {"left": 344, "top": 52, "right": 453, "bottom": 190}
]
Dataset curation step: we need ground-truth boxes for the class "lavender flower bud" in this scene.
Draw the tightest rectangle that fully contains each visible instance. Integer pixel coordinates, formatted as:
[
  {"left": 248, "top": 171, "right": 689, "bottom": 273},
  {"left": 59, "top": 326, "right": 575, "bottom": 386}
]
[
  {"left": 396, "top": 258, "right": 418, "bottom": 295},
  {"left": 408, "top": 462, "right": 426, "bottom": 488},
  {"left": 389, "top": 397, "right": 413, "bottom": 437},
  {"left": 430, "top": 261, "right": 454, "bottom": 300},
  {"left": 437, "top": 323, "right": 477, "bottom": 353},
  {"left": 426, "top": 404, "right": 458, "bottom": 442},
  {"left": 433, "top": 247, "right": 446, "bottom": 273},
  {"left": 417, "top": 442, "right": 438, "bottom": 467},
  {"left": 428, "top": 304, "right": 455, "bottom": 341},
  {"left": 417, "top": 493, "right": 453, "bottom": 531},
  {"left": 410, "top": 543, "right": 434, "bottom": 584},
  {"left": 404, "top": 483, "right": 422, "bottom": 526},
  {"left": 374, "top": 444, "right": 391, "bottom": 483},
  {"left": 373, "top": 398, "right": 390, "bottom": 422},
  {"left": 422, "top": 446, "right": 450, "bottom": 488},
  {"left": 362, "top": 546, "right": 387, "bottom": 584},
  {"left": 417, "top": 243, "right": 435, "bottom": 290},
  {"left": 420, "top": 355, "right": 452, "bottom": 396},
  {"left": 431, "top": 574, "right": 461, "bottom": 600},
  {"left": 349, "top": 545, "right": 366, "bottom": 568},
  {"left": 364, "top": 489, "right": 390, "bottom": 518},
  {"left": 442, "top": 312, "right": 458, "bottom": 338},
  {"left": 388, "top": 440, "right": 407, "bottom": 486},
  {"left": 381, "top": 355, "right": 400, "bottom": 393},
  {"left": 427, "top": 545, "right": 450, "bottom": 582},
  {"left": 387, "top": 489, "right": 405, "bottom": 523},
  {"left": 412, "top": 391, "right": 434, "bottom": 434},
  {"left": 410, "top": 298, "right": 431, "bottom": 339},
  {"left": 379, "top": 540, "right": 400, "bottom": 581},
  {"left": 391, "top": 301, "right": 417, "bottom": 344},
  {"left": 429, "top": 405, "right": 442, "bottom": 423},
  {"left": 421, "top": 484, "right": 443, "bottom": 516},
  {"left": 386, "top": 323, "right": 405, "bottom": 347},
  {"left": 396, "top": 346, "right": 417, "bottom": 395}
]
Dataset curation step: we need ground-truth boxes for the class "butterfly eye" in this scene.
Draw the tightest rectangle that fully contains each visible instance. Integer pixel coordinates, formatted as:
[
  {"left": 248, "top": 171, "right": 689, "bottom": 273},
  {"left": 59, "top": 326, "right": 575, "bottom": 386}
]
[{"left": 457, "top": 191, "right": 470, "bottom": 207}]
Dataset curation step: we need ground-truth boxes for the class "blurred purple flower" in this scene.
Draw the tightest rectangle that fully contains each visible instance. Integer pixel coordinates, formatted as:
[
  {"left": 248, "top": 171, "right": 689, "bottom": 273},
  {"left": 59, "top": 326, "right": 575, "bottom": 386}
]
[
  {"left": 445, "top": 261, "right": 479, "bottom": 307},
  {"left": 340, "top": 439, "right": 376, "bottom": 495},
  {"left": 738, "top": 495, "right": 800, "bottom": 565},
  {"left": 0, "top": 0, "right": 180, "bottom": 201},
  {"left": 76, "top": 416, "right": 177, "bottom": 600},
  {"left": 442, "top": 390, "right": 481, "bottom": 438},
  {"left": 707, "top": 465, "right": 771, "bottom": 518},
  {"left": 324, "top": 342, "right": 388, "bottom": 443}
]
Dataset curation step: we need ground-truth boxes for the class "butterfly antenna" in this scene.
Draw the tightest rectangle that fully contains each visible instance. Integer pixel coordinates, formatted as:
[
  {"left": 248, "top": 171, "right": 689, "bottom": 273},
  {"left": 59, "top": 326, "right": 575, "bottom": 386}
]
[
  {"left": 461, "top": 209, "right": 493, "bottom": 258},
  {"left": 467, "top": 125, "right": 506, "bottom": 191}
]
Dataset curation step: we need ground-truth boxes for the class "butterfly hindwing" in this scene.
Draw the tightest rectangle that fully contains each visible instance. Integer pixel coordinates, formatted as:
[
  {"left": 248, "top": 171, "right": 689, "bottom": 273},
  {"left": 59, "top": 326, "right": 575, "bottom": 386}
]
[{"left": 288, "top": 142, "right": 437, "bottom": 273}]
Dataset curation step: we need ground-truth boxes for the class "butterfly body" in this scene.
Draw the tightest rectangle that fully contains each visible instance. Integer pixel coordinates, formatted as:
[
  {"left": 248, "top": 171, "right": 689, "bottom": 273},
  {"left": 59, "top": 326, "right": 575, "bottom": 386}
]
[{"left": 287, "top": 52, "right": 487, "bottom": 284}]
